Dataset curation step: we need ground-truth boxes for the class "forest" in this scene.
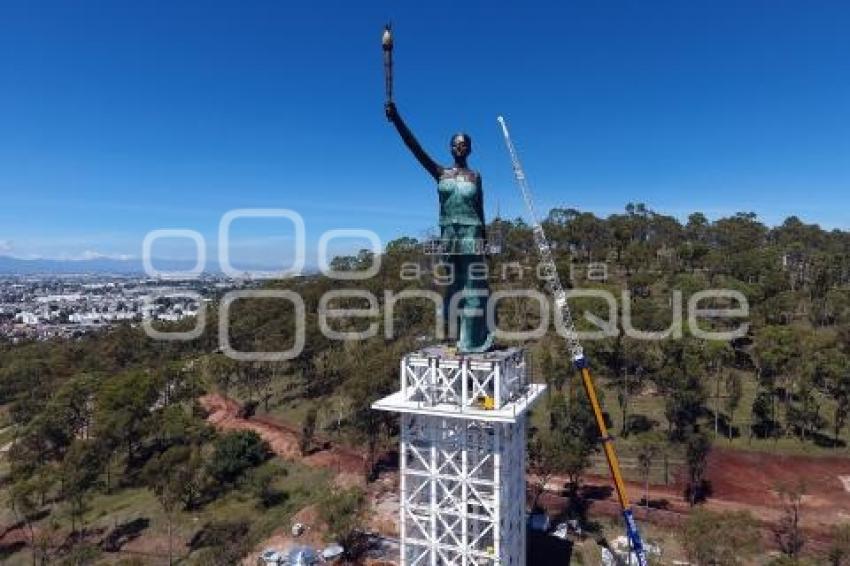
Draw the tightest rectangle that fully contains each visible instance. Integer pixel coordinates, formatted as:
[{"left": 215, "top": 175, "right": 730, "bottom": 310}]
[{"left": 1, "top": 204, "right": 850, "bottom": 564}]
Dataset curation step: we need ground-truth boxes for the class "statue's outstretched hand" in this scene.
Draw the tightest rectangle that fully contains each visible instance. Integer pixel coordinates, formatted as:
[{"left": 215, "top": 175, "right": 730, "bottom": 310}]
[{"left": 385, "top": 101, "right": 398, "bottom": 122}]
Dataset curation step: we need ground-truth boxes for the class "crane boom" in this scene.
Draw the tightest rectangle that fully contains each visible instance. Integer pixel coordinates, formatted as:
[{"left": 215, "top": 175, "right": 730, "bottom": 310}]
[{"left": 496, "top": 115, "right": 648, "bottom": 566}]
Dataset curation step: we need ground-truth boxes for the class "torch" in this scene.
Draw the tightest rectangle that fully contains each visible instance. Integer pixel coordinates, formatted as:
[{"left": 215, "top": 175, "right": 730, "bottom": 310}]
[{"left": 382, "top": 23, "right": 394, "bottom": 103}]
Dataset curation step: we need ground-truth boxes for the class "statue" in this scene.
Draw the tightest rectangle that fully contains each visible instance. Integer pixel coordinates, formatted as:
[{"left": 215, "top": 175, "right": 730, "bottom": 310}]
[{"left": 382, "top": 25, "right": 493, "bottom": 353}]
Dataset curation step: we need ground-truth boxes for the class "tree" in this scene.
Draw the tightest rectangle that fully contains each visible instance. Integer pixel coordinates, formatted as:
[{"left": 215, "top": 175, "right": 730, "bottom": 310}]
[
  {"left": 7, "top": 479, "right": 41, "bottom": 565},
  {"left": 548, "top": 391, "right": 569, "bottom": 432},
  {"left": 30, "top": 463, "right": 57, "bottom": 508},
  {"left": 774, "top": 480, "right": 806, "bottom": 560},
  {"left": 552, "top": 386, "right": 599, "bottom": 490},
  {"left": 827, "top": 523, "right": 850, "bottom": 566},
  {"left": 786, "top": 376, "right": 822, "bottom": 443},
  {"left": 386, "top": 236, "right": 419, "bottom": 255},
  {"left": 344, "top": 339, "right": 403, "bottom": 481},
  {"left": 545, "top": 391, "right": 599, "bottom": 527},
  {"left": 318, "top": 487, "right": 366, "bottom": 555},
  {"left": 559, "top": 432, "right": 594, "bottom": 492},
  {"left": 300, "top": 406, "right": 318, "bottom": 456},
  {"left": 206, "top": 431, "right": 271, "bottom": 485},
  {"left": 754, "top": 326, "right": 801, "bottom": 438},
  {"left": 635, "top": 432, "right": 663, "bottom": 512},
  {"left": 685, "top": 432, "right": 711, "bottom": 506},
  {"left": 42, "top": 373, "right": 95, "bottom": 450},
  {"left": 248, "top": 465, "right": 287, "bottom": 508},
  {"left": 528, "top": 425, "right": 593, "bottom": 510},
  {"left": 539, "top": 347, "right": 556, "bottom": 397},
  {"left": 705, "top": 341, "right": 734, "bottom": 437},
  {"left": 724, "top": 372, "right": 743, "bottom": 441},
  {"left": 528, "top": 431, "right": 560, "bottom": 511},
  {"left": 681, "top": 508, "right": 760, "bottom": 565},
  {"left": 751, "top": 388, "right": 775, "bottom": 441},
  {"left": 142, "top": 446, "right": 190, "bottom": 565},
  {"left": 829, "top": 371, "right": 850, "bottom": 447},
  {"left": 203, "top": 353, "right": 239, "bottom": 397},
  {"left": 237, "top": 362, "right": 273, "bottom": 409},
  {"left": 163, "top": 444, "right": 208, "bottom": 511},
  {"left": 153, "top": 403, "right": 211, "bottom": 451},
  {"left": 664, "top": 374, "right": 706, "bottom": 441},
  {"left": 94, "top": 370, "right": 160, "bottom": 464},
  {"left": 308, "top": 348, "right": 346, "bottom": 398},
  {"left": 61, "top": 439, "right": 103, "bottom": 535},
  {"left": 658, "top": 339, "right": 708, "bottom": 441},
  {"left": 620, "top": 339, "right": 661, "bottom": 437}
]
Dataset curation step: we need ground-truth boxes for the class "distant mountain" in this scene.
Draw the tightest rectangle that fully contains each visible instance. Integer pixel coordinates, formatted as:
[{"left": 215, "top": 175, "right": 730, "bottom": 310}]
[
  {"left": 0, "top": 255, "right": 305, "bottom": 276},
  {"left": 0, "top": 255, "right": 199, "bottom": 275}
]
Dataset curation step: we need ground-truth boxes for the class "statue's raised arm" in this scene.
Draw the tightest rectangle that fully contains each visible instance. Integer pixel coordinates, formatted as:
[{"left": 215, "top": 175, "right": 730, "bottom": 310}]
[{"left": 385, "top": 102, "right": 443, "bottom": 181}]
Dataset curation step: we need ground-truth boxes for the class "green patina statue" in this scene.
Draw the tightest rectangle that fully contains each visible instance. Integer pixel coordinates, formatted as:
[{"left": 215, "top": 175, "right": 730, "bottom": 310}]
[{"left": 385, "top": 101, "right": 494, "bottom": 353}]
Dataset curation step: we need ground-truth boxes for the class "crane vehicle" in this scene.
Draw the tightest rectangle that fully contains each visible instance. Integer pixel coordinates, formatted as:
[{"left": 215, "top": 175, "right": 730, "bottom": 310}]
[{"left": 497, "top": 115, "right": 649, "bottom": 566}]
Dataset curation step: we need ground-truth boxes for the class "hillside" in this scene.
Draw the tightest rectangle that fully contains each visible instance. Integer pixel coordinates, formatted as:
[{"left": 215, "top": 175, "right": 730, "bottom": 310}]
[{"left": 0, "top": 204, "right": 849, "bottom": 564}]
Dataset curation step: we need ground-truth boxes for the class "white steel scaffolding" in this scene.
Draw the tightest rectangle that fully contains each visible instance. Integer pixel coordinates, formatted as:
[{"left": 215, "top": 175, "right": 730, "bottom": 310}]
[{"left": 374, "top": 346, "right": 545, "bottom": 565}]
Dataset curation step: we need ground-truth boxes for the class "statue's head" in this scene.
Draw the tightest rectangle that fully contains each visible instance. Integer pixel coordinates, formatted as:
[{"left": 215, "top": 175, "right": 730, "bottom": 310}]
[{"left": 450, "top": 133, "right": 472, "bottom": 160}]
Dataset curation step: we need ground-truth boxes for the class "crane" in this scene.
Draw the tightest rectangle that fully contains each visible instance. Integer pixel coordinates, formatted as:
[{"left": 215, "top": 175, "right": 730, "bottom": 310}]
[{"left": 497, "top": 115, "right": 649, "bottom": 566}]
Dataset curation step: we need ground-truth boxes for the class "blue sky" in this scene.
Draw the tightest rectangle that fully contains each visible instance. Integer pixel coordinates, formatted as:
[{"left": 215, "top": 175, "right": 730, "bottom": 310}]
[{"left": 1, "top": 1, "right": 848, "bottom": 266}]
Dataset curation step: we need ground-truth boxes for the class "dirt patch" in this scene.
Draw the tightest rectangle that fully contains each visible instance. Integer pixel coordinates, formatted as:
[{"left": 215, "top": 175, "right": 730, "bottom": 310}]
[
  {"left": 537, "top": 446, "right": 850, "bottom": 553},
  {"left": 199, "top": 394, "right": 367, "bottom": 482},
  {"left": 120, "top": 533, "right": 177, "bottom": 557},
  {"left": 570, "top": 447, "right": 850, "bottom": 528},
  {"left": 304, "top": 450, "right": 366, "bottom": 489},
  {"left": 366, "top": 475, "right": 401, "bottom": 538},
  {"left": 705, "top": 447, "right": 850, "bottom": 530},
  {"left": 0, "top": 524, "right": 34, "bottom": 547}
]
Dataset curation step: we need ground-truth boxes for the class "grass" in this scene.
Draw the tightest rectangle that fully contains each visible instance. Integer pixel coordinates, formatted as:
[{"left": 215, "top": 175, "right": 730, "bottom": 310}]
[
  {"left": 229, "top": 373, "right": 361, "bottom": 446},
  {"left": 549, "top": 511, "right": 688, "bottom": 565},
  {"left": 530, "top": 364, "right": 850, "bottom": 487},
  {"left": 603, "top": 369, "right": 847, "bottom": 455},
  {"left": 594, "top": 513, "right": 688, "bottom": 565},
  {"left": 0, "top": 457, "right": 331, "bottom": 565},
  {"left": 0, "top": 424, "right": 17, "bottom": 449}
]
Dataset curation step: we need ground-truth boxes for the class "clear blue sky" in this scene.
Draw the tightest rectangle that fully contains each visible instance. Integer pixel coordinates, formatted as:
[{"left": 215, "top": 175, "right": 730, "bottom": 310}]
[{"left": 1, "top": 1, "right": 848, "bottom": 265}]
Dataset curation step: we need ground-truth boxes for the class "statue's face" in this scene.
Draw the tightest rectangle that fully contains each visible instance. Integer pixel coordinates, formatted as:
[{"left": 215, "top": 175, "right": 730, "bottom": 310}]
[{"left": 451, "top": 134, "right": 472, "bottom": 160}]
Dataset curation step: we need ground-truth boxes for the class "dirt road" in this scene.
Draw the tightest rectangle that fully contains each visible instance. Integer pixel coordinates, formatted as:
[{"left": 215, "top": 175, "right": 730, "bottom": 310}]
[
  {"left": 201, "top": 393, "right": 850, "bottom": 553},
  {"left": 199, "top": 393, "right": 366, "bottom": 486}
]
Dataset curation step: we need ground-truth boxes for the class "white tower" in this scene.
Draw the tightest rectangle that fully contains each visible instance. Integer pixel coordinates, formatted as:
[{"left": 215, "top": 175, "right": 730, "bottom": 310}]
[{"left": 373, "top": 346, "right": 545, "bottom": 566}]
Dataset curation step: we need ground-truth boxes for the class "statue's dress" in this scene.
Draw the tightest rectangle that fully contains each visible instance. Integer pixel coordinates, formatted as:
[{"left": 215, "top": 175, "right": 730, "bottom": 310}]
[{"left": 437, "top": 169, "right": 494, "bottom": 353}]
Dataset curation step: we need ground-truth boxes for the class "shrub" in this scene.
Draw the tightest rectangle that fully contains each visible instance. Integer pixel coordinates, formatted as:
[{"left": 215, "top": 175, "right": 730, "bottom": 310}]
[{"left": 206, "top": 430, "right": 270, "bottom": 484}]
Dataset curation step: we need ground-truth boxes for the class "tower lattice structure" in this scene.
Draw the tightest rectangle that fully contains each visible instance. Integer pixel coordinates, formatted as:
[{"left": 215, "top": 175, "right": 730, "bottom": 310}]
[{"left": 374, "top": 346, "right": 545, "bottom": 566}]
